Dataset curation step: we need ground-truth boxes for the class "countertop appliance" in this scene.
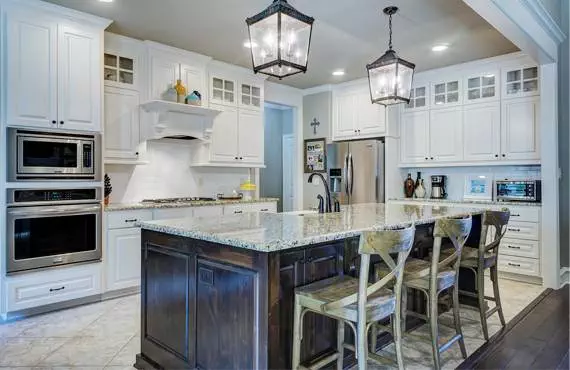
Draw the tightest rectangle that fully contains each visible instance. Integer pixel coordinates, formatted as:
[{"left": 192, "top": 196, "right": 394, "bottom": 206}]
[
  {"left": 8, "top": 128, "right": 99, "bottom": 181},
  {"left": 327, "top": 139, "right": 385, "bottom": 205},
  {"left": 431, "top": 175, "right": 447, "bottom": 199},
  {"left": 7, "top": 188, "right": 102, "bottom": 273},
  {"left": 496, "top": 179, "right": 541, "bottom": 202}
]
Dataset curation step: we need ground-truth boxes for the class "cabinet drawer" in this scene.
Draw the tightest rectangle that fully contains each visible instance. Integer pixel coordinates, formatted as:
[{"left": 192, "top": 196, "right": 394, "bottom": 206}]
[
  {"left": 193, "top": 206, "right": 223, "bottom": 218},
  {"left": 498, "top": 255, "right": 540, "bottom": 277},
  {"left": 500, "top": 238, "right": 539, "bottom": 259},
  {"left": 503, "top": 206, "right": 540, "bottom": 223},
  {"left": 504, "top": 221, "right": 539, "bottom": 240},
  {"left": 224, "top": 204, "right": 253, "bottom": 215},
  {"left": 153, "top": 207, "right": 194, "bottom": 220},
  {"left": 250, "top": 202, "right": 277, "bottom": 213},
  {"left": 107, "top": 210, "right": 153, "bottom": 229},
  {"left": 6, "top": 264, "right": 102, "bottom": 312}
]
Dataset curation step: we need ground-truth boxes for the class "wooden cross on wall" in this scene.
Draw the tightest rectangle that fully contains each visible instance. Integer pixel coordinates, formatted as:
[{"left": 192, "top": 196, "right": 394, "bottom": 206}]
[{"left": 310, "top": 118, "right": 320, "bottom": 135}]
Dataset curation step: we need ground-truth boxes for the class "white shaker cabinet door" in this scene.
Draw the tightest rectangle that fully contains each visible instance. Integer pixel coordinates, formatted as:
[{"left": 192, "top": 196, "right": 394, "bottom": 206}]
[
  {"left": 333, "top": 93, "right": 357, "bottom": 140},
  {"left": 501, "top": 97, "right": 540, "bottom": 160},
  {"left": 400, "top": 111, "right": 429, "bottom": 163},
  {"left": 6, "top": 12, "right": 58, "bottom": 129},
  {"left": 104, "top": 87, "right": 140, "bottom": 160},
  {"left": 356, "top": 93, "right": 386, "bottom": 137},
  {"left": 149, "top": 56, "right": 178, "bottom": 100},
  {"left": 181, "top": 64, "right": 206, "bottom": 104},
  {"left": 463, "top": 102, "right": 501, "bottom": 161},
  {"left": 57, "top": 24, "right": 101, "bottom": 131},
  {"left": 429, "top": 107, "right": 463, "bottom": 162},
  {"left": 106, "top": 228, "right": 141, "bottom": 292},
  {"left": 210, "top": 104, "right": 239, "bottom": 162},
  {"left": 238, "top": 109, "right": 264, "bottom": 164}
]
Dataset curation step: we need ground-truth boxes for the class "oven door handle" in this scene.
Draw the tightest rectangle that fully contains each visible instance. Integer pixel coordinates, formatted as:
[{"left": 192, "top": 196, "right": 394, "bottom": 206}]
[{"left": 7, "top": 204, "right": 101, "bottom": 216}]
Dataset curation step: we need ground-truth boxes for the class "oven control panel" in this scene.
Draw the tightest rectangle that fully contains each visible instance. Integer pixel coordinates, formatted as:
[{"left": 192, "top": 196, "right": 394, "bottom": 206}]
[{"left": 10, "top": 189, "right": 100, "bottom": 205}]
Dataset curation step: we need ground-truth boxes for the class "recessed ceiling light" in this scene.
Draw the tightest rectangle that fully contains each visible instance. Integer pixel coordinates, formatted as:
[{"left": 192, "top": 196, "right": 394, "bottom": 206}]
[
  {"left": 99, "top": 0, "right": 113, "bottom": 2},
  {"left": 332, "top": 70, "right": 345, "bottom": 76},
  {"left": 432, "top": 44, "right": 448, "bottom": 52},
  {"left": 243, "top": 41, "right": 258, "bottom": 48}
]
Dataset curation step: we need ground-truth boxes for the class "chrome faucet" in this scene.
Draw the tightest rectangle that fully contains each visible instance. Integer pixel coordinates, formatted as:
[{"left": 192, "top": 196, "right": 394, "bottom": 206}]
[{"left": 308, "top": 172, "right": 334, "bottom": 213}]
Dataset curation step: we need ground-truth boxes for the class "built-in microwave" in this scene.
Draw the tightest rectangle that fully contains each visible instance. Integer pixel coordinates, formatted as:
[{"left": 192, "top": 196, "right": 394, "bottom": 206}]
[
  {"left": 496, "top": 180, "right": 541, "bottom": 203},
  {"left": 8, "top": 128, "right": 99, "bottom": 181}
]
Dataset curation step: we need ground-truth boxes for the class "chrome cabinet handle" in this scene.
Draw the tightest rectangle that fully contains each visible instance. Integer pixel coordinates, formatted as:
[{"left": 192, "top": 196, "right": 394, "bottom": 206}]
[
  {"left": 49, "top": 286, "right": 65, "bottom": 292},
  {"left": 234, "top": 210, "right": 243, "bottom": 214},
  {"left": 507, "top": 262, "right": 521, "bottom": 267},
  {"left": 511, "top": 214, "right": 520, "bottom": 217},
  {"left": 507, "top": 245, "right": 521, "bottom": 249},
  {"left": 260, "top": 209, "right": 269, "bottom": 211},
  {"left": 125, "top": 219, "right": 138, "bottom": 223},
  {"left": 508, "top": 228, "right": 521, "bottom": 232}
]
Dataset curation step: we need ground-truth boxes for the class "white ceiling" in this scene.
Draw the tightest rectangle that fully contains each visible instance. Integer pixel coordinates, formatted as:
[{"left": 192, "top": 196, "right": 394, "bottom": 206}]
[{"left": 45, "top": 0, "right": 518, "bottom": 89}]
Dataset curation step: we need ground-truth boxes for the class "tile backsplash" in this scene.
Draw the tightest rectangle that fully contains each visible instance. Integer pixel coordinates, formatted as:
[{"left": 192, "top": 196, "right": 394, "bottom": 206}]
[
  {"left": 105, "top": 140, "right": 250, "bottom": 203},
  {"left": 398, "top": 165, "right": 541, "bottom": 201}
]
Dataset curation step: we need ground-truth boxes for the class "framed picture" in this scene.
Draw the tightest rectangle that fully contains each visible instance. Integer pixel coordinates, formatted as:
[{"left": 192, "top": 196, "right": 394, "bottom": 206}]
[
  {"left": 304, "top": 138, "right": 327, "bottom": 173},
  {"left": 463, "top": 174, "right": 493, "bottom": 201}
]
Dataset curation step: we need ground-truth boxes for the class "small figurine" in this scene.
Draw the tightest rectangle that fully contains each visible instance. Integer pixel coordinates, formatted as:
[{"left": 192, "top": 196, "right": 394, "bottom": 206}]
[{"left": 185, "top": 90, "right": 202, "bottom": 106}]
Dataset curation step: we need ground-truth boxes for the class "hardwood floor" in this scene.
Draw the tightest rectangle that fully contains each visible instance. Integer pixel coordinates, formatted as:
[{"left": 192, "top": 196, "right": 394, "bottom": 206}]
[{"left": 459, "top": 287, "right": 569, "bottom": 369}]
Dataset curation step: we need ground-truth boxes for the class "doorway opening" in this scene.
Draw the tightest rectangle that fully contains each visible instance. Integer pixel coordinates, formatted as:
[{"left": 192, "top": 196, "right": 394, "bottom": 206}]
[{"left": 260, "top": 102, "right": 296, "bottom": 212}]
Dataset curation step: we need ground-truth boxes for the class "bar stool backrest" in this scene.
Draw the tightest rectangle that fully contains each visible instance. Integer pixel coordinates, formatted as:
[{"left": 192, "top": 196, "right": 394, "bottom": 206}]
[
  {"left": 479, "top": 209, "right": 511, "bottom": 257},
  {"left": 430, "top": 216, "right": 473, "bottom": 291}
]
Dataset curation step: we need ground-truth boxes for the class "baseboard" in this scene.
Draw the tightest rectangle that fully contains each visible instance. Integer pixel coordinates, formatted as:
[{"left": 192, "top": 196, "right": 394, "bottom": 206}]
[
  {"left": 560, "top": 267, "right": 569, "bottom": 287},
  {"left": 496, "top": 271, "right": 543, "bottom": 285}
]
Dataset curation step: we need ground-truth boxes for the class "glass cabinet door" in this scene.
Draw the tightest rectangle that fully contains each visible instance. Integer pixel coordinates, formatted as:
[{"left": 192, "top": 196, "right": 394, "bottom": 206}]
[
  {"left": 405, "top": 86, "right": 427, "bottom": 110},
  {"left": 504, "top": 66, "right": 539, "bottom": 97},
  {"left": 240, "top": 83, "right": 262, "bottom": 109},
  {"left": 211, "top": 77, "right": 236, "bottom": 105},
  {"left": 465, "top": 72, "right": 498, "bottom": 103},
  {"left": 432, "top": 80, "right": 460, "bottom": 106},
  {"left": 104, "top": 52, "right": 135, "bottom": 88}
]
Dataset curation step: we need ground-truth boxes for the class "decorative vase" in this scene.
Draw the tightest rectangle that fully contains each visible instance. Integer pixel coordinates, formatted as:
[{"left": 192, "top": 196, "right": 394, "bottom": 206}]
[
  {"left": 162, "top": 84, "right": 177, "bottom": 102},
  {"left": 404, "top": 173, "right": 415, "bottom": 198},
  {"left": 414, "top": 179, "right": 426, "bottom": 198},
  {"left": 414, "top": 171, "right": 422, "bottom": 190},
  {"left": 174, "top": 79, "right": 187, "bottom": 104}
]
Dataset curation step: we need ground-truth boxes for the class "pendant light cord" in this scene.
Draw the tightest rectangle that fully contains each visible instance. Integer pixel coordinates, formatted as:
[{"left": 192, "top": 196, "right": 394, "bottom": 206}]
[{"left": 388, "top": 13, "right": 393, "bottom": 50}]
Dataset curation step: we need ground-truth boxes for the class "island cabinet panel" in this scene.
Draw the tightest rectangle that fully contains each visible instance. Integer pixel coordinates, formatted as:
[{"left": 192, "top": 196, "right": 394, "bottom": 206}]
[{"left": 195, "top": 259, "right": 257, "bottom": 370}]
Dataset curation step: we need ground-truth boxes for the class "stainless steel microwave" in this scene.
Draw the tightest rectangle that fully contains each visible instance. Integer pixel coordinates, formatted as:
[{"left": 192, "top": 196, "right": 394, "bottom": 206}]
[
  {"left": 496, "top": 180, "right": 541, "bottom": 203},
  {"left": 8, "top": 128, "right": 99, "bottom": 181}
]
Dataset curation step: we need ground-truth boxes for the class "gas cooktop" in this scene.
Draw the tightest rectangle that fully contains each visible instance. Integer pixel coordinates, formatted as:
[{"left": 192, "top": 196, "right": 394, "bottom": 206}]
[{"left": 141, "top": 197, "right": 217, "bottom": 204}]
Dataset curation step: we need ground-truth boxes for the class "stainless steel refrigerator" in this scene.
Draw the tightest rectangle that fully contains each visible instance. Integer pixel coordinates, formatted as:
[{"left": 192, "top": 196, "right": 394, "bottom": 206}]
[{"left": 327, "top": 139, "right": 385, "bottom": 205}]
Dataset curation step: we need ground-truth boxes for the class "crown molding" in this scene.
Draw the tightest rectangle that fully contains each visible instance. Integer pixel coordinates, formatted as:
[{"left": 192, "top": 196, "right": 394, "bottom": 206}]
[{"left": 520, "top": 0, "right": 566, "bottom": 44}]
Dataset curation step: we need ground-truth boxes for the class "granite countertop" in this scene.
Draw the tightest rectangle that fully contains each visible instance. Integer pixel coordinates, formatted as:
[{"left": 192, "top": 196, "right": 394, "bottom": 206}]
[
  {"left": 138, "top": 203, "right": 484, "bottom": 253},
  {"left": 388, "top": 198, "right": 542, "bottom": 207},
  {"left": 104, "top": 198, "right": 279, "bottom": 212}
]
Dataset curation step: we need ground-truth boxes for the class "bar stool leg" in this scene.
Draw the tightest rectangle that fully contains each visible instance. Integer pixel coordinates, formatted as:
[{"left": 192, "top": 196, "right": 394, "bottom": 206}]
[
  {"left": 292, "top": 297, "right": 303, "bottom": 370},
  {"left": 370, "top": 322, "right": 377, "bottom": 353},
  {"left": 401, "top": 285, "right": 408, "bottom": 332},
  {"left": 428, "top": 292, "right": 441, "bottom": 370},
  {"left": 491, "top": 266, "right": 506, "bottom": 326},
  {"left": 477, "top": 269, "right": 489, "bottom": 340},
  {"left": 392, "top": 311, "right": 405, "bottom": 370},
  {"left": 336, "top": 320, "right": 344, "bottom": 370},
  {"left": 357, "top": 322, "right": 368, "bottom": 369},
  {"left": 453, "top": 286, "right": 467, "bottom": 358}
]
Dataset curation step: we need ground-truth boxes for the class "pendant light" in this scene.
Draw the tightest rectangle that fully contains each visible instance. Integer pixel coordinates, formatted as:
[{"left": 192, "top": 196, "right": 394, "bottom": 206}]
[
  {"left": 246, "top": 0, "right": 314, "bottom": 79},
  {"left": 367, "top": 6, "right": 415, "bottom": 105}
]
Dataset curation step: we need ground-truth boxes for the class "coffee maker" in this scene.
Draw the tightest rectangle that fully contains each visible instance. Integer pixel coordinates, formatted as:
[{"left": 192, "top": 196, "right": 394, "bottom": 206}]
[{"left": 431, "top": 175, "right": 447, "bottom": 199}]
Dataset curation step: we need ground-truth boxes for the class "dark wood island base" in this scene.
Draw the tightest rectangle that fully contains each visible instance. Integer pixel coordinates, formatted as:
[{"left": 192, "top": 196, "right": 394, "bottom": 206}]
[{"left": 135, "top": 213, "right": 482, "bottom": 370}]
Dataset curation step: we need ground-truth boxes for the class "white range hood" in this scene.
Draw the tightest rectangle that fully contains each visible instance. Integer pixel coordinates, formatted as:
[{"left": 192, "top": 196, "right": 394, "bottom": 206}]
[{"left": 140, "top": 100, "right": 222, "bottom": 141}]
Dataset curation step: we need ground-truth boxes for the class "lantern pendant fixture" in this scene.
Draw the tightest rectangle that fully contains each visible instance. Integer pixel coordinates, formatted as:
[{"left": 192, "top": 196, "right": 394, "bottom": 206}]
[
  {"left": 367, "top": 6, "right": 415, "bottom": 105},
  {"left": 246, "top": 0, "right": 314, "bottom": 79}
]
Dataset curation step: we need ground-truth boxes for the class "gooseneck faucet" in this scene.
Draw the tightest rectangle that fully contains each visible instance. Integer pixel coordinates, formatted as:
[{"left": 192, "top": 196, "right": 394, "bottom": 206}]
[{"left": 308, "top": 172, "right": 332, "bottom": 213}]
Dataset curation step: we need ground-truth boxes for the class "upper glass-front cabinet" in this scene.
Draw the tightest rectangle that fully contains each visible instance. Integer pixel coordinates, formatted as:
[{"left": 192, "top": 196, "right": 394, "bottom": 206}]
[
  {"left": 104, "top": 53, "right": 135, "bottom": 88},
  {"left": 239, "top": 83, "right": 262, "bottom": 110},
  {"left": 210, "top": 76, "right": 236, "bottom": 106},
  {"left": 405, "top": 86, "right": 428, "bottom": 111},
  {"left": 431, "top": 79, "right": 461, "bottom": 107},
  {"left": 502, "top": 65, "right": 539, "bottom": 98},
  {"left": 465, "top": 71, "right": 499, "bottom": 104}
]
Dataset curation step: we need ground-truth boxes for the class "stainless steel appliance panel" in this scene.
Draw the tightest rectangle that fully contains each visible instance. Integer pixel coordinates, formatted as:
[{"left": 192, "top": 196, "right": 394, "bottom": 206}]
[{"left": 496, "top": 180, "right": 541, "bottom": 202}]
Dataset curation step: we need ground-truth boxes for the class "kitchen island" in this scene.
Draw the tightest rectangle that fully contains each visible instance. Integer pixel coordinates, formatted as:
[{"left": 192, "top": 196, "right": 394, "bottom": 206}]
[{"left": 134, "top": 203, "right": 483, "bottom": 370}]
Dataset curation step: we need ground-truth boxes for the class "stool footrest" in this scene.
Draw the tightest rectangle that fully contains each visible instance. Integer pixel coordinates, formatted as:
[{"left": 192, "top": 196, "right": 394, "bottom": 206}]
[{"left": 439, "top": 334, "right": 463, "bottom": 353}]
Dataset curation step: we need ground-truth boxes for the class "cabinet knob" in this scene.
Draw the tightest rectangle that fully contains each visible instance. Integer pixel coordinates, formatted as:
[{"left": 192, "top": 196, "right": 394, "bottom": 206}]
[
  {"left": 495, "top": 154, "right": 499, "bottom": 158},
  {"left": 354, "top": 130, "right": 358, "bottom": 133},
  {"left": 502, "top": 154, "right": 506, "bottom": 158},
  {"left": 51, "top": 120, "right": 57, "bottom": 124},
  {"left": 234, "top": 156, "right": 238, "bottom": 160},
  {"left": 59, "top": 121, "right": 64, "bottom": 125},
  {"left": 239, "top": 157, "right": 243, "bottom": 160},
  {"left": 430, "top": 157, "right": 434, "bottom": 160},
  {"left": 425, "top": 157, "right": 428, "bottom": 160},
  {"left": 135, "top": 152, "right": 139, "bottom": 156}
]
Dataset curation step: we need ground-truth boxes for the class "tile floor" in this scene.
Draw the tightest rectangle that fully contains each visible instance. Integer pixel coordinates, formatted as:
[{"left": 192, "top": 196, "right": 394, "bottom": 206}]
[{"left": 0, "top": 278, "right": 544, "bottom": 369}]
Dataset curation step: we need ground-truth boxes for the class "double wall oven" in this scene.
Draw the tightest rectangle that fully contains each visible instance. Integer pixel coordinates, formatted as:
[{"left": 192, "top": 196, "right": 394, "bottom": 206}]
[
  {"left": 6, "top": 128, "right": 102, "bottom": 274},
  {"left": 6, "top": 188, "right": 102, "bottom": 273}
]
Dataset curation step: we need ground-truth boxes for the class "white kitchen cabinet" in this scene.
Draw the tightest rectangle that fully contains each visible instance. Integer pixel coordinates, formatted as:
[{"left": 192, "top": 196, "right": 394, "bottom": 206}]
[
  {"left": 400, "top": 110, "right": 429, "bottom": 163},
  {"left": 239, "top": 82, "right": 263, "bottom": 111},
  {"left": 463, "top": 102, "right": 501, "bottom": 161},
  {"left": 224, "top": 202, "right": 277, "bottom": 215},
  {"left": 238, "top": 109, "right": 264, "bottom": 164},
  {"left": 193, "top": 206, "right": 224, "bottom": 217},
  {"left": 181, "top": 64, "right": 206, "bottom": 101},
  {"left": 502, "top": 65, "right": 539, "bottom": 99},
  {"left": 5, "top": 10, "right": 103, "bottom": 131},
  {"left": 404, "top": 85, "right": 429, "bottom": 111},
  {"left": 431, "top": 79, "right": 461, "bottom": 107},
  {"left": 210, "top": 104, "right": 240, "bottom": 162},
  {"left": 501, "top": 97, "right": 540, "bottom": 160},
  {"left": 106, "top": 228, "right": 141, "bottom": 291},
  {"left": 104, "top": 52, "right": 136, "bottom": 89},
  {"left": 332, "top": 90, "right": 386, "bottom": 141},
  {"left": 57, "top": 24, "right": 101, "bottom": 131},
  {"left": 149, "top": 56, "right": 178, "bottom": 100},
  {"left": 153, "top": 207, "right": 194, "bottom": 220},
  {"left": 210, "top": 75, "right": 236, "bottom": 106},
  {"left": 6, "top": 12, "right": 58, "bottom": 129},
  {"left": 429, "top": 107, "right": 463, "bottom": 162},
  {"left": 104, "top": 87, "right": 140, "bottom": 160},
  {"left": 464, "top": 71, "right": 499, "bottom": 104}
]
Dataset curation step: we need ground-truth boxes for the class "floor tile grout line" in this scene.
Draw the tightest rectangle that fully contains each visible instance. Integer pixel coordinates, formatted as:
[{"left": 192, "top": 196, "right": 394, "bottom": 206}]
[{"left": 104, "top": 332, "right": 138, "bottom": 367}]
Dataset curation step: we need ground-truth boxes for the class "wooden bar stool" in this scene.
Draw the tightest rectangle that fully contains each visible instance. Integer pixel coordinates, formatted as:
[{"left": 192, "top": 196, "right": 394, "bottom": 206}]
[
  {"left": 291, "top": 225, "right": 415, "bottom": 370},
  {"left": 442, "top": 209, "right": 510, "bottom": 340},
  {"left": 401, "top": 215, "right": 472, "bottom": 370}
]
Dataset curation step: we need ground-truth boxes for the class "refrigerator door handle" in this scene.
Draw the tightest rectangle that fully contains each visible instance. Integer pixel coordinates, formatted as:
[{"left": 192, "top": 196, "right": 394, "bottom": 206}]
[
  {"left": 344, "top": 153, "right": 349, "bottom": 195},
  {"left": 348, "top": 153, "right": 354, "bottom": 196}
]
